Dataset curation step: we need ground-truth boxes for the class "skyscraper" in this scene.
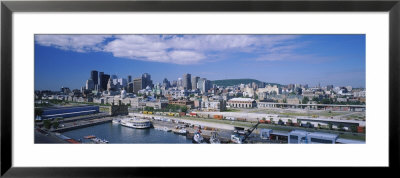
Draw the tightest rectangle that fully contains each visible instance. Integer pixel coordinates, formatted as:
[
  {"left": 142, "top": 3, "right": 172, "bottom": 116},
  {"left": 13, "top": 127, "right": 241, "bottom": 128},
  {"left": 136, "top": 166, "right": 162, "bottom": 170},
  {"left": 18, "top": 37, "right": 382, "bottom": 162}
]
[
  {"left": 197, "top": 78, "right": 211, "bottom": 94},
  {"left": 99, "top": 72, "right": 104, "bottom": 91},
  {"left": 191, "top": 76, "right": 200, "bottom": 90},
  {"left": 90, "top": 70, "right": 98, "bottom": 86},
  {"left": 100, "top": 74, "right": 110, "bottom": 91},
  {"left": 142, "top": 73, "right": 153, "bottom": 89},
  {"left": 177, "top": 78, "right": 182, "bottom": 88},
  {"left": 128, "top": 75, "right": 132, "bottom": 83},
  {"left": 127, "top": 82, "right": 134, "bottom": 93},
  {"left": 107, "top": 78, "right": 114, "bottom": 91},
  {"left": 86, "top": 79, "right": 94, "bottom": 90},
  {"left": 182, "top": 73, "right": 192, "bottom": 90},
  {"left": 162, "top": 78, "right": 170, "bottom": 88},
  {"left": 133, "top": 78, "right": 144, "bottom": 94}
]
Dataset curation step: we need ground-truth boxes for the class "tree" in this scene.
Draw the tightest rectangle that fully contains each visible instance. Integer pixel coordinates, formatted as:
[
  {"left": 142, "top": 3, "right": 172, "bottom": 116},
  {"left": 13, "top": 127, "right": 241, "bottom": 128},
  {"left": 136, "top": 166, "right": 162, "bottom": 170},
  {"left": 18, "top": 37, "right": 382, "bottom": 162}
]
[
  {"left": 34, "top": 108, "right": 43, "bottom": 117},
  {"left": 302, "top": 97, "right": 309, "bottom": 104},
  {"left": 306, "top": 122, "right": 312, "bottom": 128},
  {"left": 43, "top": 120, "right": 52, "bottom": 129},
  {"left": 338, "top": 124, "right": 344, "bottom": 131},
  {"left": 144, "top": 106, "right": 154, "bottom": 112},
  {"left": 328, "top": 122, "right": 333, "bottom": 130},
  {"left": 287, "top": 119, "right": 293, "bottom": 126},
  {"left": 282, "top": 98, "right": 287, "bottom": 103},
  {"left": 350, "top": 125, "right": 358, "bottom": 133},
  {"left": 52, "top": 121, "right": 59, "bottom": 129},
  {"left": 181, "top": 106, "right": 188, "bottom": 113}
]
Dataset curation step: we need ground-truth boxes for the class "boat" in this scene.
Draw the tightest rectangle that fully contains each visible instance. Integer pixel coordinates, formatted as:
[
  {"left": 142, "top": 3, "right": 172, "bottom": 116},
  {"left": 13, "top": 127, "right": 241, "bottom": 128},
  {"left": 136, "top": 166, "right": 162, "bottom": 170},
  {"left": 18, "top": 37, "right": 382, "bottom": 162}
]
[
  {"left": 154, "top": 127, "right": 163, "bottom": 131},
  {"left": 155, "top": 126, "right": 171, "bottom": 132},
  {"left": 192, "top": 131, "right": 205, "bottom": 144},
  {"left": 174, "top": 128, "right": 187, "bottom": 135},
  {"left": 84, "top": 135, "right": 96, "bottom": 139},
  {"left": 230, "top": 134, "right": 243, "bottom": 144},
  {"left": 120, "top": 118, "right": 151, "bottom": 129},
  {"left": 90, "top": 138, "right": 109, "bottom": 144},
  {"left": 112, "top": 119, "right": 121, "bottom": 124},
  {"left": 162, "top": 127, "right": 171, "bottom": 132},
  {"left": 210, "top": 132, "right": 221, "bottom": 144}
]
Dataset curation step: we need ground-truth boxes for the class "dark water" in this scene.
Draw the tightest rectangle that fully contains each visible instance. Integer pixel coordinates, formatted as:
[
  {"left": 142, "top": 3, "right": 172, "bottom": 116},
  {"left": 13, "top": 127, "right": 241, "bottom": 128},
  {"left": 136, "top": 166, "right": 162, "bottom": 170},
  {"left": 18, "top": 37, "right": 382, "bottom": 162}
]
[{"left": 62, "top": 122, "right": 193, "bottom": 144}]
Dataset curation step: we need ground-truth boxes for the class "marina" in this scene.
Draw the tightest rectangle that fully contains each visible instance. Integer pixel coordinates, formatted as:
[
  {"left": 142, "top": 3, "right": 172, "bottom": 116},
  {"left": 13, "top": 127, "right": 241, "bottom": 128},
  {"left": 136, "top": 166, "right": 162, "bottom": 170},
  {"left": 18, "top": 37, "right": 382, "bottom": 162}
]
[{"left": 62, "top": 122, "right": 193, "bottom": 144}]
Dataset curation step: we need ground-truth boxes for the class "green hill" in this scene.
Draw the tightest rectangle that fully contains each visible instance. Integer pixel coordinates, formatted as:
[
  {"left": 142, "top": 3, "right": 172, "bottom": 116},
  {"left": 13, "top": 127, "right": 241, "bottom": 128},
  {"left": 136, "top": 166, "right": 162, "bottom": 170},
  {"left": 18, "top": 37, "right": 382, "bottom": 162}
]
[{"left": 211, "top": 79, "right": 280, "bottom": 87}]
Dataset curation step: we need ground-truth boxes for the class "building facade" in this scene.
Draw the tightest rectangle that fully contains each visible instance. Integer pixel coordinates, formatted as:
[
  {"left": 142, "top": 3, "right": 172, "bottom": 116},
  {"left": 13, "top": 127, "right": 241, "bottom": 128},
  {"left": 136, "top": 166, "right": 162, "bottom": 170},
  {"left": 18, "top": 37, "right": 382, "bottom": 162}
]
[
  {"left": 182, "top": 73, "right": 192, "bottom": 90},
  {"left": 227, "top": 98, "right": 256, "bottom": 108}
]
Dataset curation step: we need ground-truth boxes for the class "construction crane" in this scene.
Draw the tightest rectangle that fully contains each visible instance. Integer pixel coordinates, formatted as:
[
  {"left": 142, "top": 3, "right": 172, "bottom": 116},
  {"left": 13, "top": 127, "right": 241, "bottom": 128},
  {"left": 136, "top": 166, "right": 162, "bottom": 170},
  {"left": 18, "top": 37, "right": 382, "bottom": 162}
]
[{"left": 241, "top": 120, "right": 261, "bottom": 143}]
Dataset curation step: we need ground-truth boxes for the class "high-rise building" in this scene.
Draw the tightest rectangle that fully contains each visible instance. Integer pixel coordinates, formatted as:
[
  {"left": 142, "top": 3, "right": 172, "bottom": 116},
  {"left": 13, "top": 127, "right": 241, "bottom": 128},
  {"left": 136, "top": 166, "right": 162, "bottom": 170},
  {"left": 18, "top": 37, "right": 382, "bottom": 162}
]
[
  {"left": 127, "top": 82, "right": 134, "bottom": 93},
  {"left": 91, "top": 70, "right": 98, "bottom": 86},
  {"left": 133, "top": 78, "right": 144, "bottom": 94},
  {"left": 128, "top": 75, "right": 132, "bottom": 83},
  {"left": 172, "top": 80, "right": 177, "bottom": 87},
  {"left": 99, "top": 72, "right": 104, "bottom": 91},
  {"left": 100, "top": 73, "right": 110, "bottom": 91},
  {"left": 107, "top": 78, "right": 114, "bottom": 91},
  {"left": 162, "top": 78, "right": 170, "bottom": 88},
  {"left": 182, "top": 73, "right": 192, "bottom": 90},
  {"left": 142, "top": 73, "right": 153, "bottom": 89},
  {"left": 191, "top": 76, "right": 200, "bottom": 90},
  {"left": 86, "top": 79, "right": 94, "bottom": 90},
  {"left": 197, "top": 78, "right": 211, "bottom": 94},
  {"left": 177, "top": 78, "right": 182, "bottom": 87}
]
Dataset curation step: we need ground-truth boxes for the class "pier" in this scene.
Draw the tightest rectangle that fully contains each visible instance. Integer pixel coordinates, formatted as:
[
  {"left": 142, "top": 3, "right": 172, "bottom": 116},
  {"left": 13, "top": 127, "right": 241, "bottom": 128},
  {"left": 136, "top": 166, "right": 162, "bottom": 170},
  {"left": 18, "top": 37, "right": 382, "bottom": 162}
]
[{"left": 53, "top": 117, "right": 113, "bottom": 132}]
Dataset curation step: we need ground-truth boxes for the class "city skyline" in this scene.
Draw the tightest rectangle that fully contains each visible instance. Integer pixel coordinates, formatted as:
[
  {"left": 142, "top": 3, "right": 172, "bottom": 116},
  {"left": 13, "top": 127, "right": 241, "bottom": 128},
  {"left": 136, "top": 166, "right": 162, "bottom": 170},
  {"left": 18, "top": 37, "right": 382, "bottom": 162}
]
[{"left": 35, "top": 34, "right": 365, "bottom": 90}]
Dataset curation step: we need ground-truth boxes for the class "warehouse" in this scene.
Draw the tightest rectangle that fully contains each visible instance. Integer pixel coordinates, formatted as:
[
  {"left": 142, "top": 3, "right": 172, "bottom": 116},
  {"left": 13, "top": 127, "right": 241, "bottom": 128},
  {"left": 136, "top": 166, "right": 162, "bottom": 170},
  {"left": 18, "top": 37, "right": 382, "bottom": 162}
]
[{"left": 41, "top": 105, "right": 99, "bottom": 119}]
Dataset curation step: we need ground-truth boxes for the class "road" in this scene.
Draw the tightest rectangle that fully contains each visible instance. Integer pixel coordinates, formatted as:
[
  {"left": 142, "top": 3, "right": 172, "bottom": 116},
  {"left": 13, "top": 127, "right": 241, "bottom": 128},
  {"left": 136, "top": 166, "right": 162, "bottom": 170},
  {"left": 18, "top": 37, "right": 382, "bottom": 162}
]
[{"left": 34, "top": 130, "right": 68, "bottom": 143}]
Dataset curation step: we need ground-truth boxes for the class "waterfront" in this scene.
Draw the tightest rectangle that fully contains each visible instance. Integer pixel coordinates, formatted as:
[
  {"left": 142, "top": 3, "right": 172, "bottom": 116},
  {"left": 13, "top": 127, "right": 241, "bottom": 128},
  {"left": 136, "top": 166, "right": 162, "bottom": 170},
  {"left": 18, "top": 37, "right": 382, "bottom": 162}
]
[{"left": 62, "top": 122, "right": 193, "bottom": 144}]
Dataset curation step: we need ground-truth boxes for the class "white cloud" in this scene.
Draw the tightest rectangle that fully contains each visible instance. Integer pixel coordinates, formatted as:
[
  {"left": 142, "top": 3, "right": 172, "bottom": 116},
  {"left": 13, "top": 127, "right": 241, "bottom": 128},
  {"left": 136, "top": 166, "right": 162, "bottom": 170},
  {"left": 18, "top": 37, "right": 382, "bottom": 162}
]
[
  {"left": 35, "top": 34, "right": 308, "bottom": 64},
  {"left": 35, "top": 35, "right": 111, "bottom": 52}
]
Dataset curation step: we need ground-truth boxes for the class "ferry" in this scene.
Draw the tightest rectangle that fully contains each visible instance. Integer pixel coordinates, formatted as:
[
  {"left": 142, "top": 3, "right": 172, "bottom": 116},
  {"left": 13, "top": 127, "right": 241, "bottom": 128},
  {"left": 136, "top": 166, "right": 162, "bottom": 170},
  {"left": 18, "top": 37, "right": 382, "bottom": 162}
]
[{"left": 120, "top": 118, "right": 152, "bottom": 129}]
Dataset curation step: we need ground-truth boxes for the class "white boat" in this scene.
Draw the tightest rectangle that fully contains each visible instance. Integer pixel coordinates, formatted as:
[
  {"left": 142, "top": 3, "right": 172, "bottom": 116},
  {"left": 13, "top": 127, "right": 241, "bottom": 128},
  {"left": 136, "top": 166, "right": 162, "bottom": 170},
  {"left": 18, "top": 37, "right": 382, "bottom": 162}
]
[
  {"left": 210, "top": 132, "right": 221, "bottom": 144},
  {"left": 112, "top": 119, "right": 121, "bottom": 124},
  {"left": 162, "top": 127, "right": 171, "bottom": 132},
  {"left": 192, "top": 131, "right": 205, "bottom": 144},
  {"left": 231, "top": 134, "right": 243, "bottom": 144},
  {"left": 174, "top": 128, "right": 187, "bottom": 135},
  {"left": 120, "top": 118, "right": 151, "bottom": 129},
  {"left": 90, "top": 138, "right": 109, "bottom": 144}
]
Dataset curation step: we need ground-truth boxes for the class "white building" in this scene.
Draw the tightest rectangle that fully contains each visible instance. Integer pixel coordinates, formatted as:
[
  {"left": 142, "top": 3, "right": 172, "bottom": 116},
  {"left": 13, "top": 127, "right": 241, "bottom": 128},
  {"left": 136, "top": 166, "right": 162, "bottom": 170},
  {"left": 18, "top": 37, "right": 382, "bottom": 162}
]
[{"left": 227, "top": 98, "right": 256, "bottom": 108}]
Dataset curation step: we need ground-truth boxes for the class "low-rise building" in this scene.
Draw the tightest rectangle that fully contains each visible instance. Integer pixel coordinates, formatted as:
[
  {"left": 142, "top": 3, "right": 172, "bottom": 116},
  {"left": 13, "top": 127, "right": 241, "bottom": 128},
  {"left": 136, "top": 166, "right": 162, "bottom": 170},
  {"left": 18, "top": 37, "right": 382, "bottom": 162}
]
[{"left": 227, "top": 98, "right": 256, "bottom": 108}]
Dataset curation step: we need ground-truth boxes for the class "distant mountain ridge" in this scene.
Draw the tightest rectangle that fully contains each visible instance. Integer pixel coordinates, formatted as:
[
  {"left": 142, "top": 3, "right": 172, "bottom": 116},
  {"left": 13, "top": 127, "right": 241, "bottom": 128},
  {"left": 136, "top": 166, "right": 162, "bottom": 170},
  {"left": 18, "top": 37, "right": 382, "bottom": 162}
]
[{"left": 210, "top": 79, "right": 281, "bottom": 87}]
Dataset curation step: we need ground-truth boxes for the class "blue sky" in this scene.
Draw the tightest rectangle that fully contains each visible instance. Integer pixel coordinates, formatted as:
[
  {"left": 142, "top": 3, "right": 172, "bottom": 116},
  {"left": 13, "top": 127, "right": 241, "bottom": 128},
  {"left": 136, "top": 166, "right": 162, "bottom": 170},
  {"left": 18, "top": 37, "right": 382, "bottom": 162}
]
[{"left": 35, "top": 34, "right": 365, "bottom": 90}]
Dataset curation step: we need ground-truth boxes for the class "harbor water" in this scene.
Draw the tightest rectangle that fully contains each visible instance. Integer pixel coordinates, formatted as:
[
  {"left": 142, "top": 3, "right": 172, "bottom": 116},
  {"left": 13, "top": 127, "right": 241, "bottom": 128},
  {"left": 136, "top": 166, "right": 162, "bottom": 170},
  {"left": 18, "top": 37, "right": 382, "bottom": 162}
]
[{"left": 62, "top": 122, "right": 193, "bottom": 144}]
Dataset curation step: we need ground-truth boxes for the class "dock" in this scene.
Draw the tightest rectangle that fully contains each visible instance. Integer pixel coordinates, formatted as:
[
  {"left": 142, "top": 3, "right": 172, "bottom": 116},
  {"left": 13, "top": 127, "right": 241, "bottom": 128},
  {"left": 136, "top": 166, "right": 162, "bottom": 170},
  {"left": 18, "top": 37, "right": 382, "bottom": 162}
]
[{"left": 53, "top": 117, "right": 113, "bottom": 132}]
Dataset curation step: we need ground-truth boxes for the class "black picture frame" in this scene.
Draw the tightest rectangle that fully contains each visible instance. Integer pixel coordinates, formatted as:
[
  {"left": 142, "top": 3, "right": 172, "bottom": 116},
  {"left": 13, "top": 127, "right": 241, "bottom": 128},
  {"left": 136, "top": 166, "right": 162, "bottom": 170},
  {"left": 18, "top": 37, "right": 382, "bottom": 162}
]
[{"left": 1, "top": 0, "right": 399, "bottom": 177}]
